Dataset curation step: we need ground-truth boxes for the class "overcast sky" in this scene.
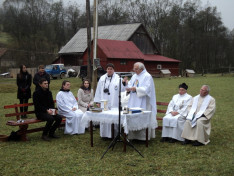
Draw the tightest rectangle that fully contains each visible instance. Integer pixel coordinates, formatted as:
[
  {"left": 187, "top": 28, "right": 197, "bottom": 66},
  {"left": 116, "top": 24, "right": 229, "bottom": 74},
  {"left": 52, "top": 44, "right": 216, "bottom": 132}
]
[{"left": 0, "top": 0, "right": 233, "bottom": 30}]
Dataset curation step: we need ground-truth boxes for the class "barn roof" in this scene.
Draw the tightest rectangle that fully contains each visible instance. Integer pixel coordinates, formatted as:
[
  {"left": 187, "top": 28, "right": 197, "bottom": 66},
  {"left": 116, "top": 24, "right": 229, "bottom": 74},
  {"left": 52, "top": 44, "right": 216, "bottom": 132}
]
[
  {"left": 97, "top": 39, "right": 144, "bottom": 59},
  {"left": 144, "top": 54, "right": 181, "bottom": 62},
  {"left": 58, "top": 23, "right": 142, "bottom": 54}
]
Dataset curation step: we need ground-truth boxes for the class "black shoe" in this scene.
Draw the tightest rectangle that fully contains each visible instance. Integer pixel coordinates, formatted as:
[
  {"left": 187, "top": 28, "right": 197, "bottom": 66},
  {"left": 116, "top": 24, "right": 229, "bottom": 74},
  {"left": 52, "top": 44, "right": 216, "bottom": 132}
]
[
  {"left": 49, "top": 134, "right": 60, "bottom": 139},
  {"left": 41, "top": 135, "right": 51, "bottom": 141},
  {"left": 160, "top": 137, "right": 170, "bottom": 142},
  {"left": 182, "top": 139, "right": 191, "bottom": 145},
  {"left": 169, "top": 138, "right": 177, "bottom": 143},
  {"left": 192, "top": 141, "right": 204, "bottom": 146}
]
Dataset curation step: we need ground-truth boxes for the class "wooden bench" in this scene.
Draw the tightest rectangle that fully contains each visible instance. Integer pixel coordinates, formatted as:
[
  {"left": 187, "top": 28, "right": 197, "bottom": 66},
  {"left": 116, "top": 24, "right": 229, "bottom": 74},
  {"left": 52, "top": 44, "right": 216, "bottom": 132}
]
[
  {"left": 4, "top": 100, "right": 65, "bottom": 141},
  {"left": 156, "top": 101, "right": 169, "bottom": 130}
]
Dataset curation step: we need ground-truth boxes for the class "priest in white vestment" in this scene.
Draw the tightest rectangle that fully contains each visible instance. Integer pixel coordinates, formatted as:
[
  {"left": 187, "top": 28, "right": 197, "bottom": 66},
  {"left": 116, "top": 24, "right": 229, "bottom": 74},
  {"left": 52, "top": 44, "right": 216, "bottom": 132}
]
[
  {"left": 94, "top": 63, "right": 127, "bottom": 138},
  {"left": 56, "top": 81, "right": 85, "bottom": 135},
  {"left": 181, "top": 85, "right": 216, "bottom": 146},
  {"left": 161, "top": 83, "right": 192, "bottom": 143},
  {"left": 126, "top": 62, "right": 157, "bottom": 140}
]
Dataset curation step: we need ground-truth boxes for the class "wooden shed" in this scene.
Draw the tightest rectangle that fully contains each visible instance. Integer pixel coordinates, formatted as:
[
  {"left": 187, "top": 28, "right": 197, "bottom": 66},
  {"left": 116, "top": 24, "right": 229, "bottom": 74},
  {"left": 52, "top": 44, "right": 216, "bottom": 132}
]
[{"left": 184, "top": 69, "right": 195, "bottom": 77}]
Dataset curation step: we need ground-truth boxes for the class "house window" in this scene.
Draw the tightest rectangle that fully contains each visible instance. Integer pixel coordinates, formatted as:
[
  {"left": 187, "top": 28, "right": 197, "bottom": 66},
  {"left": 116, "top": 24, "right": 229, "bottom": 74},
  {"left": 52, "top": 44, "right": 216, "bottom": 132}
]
[
  {"left": 157, "top": 64, "right": 162, "bottom": 69},
  {"left": 120, "top": 60, "right": 126, "bottom": 65}
]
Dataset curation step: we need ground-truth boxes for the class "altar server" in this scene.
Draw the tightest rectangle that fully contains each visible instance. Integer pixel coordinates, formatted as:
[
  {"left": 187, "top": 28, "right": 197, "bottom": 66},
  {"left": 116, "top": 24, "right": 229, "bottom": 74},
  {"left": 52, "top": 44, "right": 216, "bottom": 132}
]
[
  {"left": 161, "top": 83, "right": 192, "bottom": 143},
  {"left": 181, "top": 85, "right": 216, "bottom": 146},
  {"left": 126, "top": 62, "right": 157, "bottom": 140},
  {"left": 94, "top": 63, "right": 127, "bottom": 138},
  {"left": 56, "top": 80, "right": 85, "bottom": 135}
]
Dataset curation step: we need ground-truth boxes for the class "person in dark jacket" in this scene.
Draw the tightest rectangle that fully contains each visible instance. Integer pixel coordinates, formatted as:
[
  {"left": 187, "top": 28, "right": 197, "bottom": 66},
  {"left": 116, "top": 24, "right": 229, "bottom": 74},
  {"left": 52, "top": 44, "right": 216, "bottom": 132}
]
[
  {"left": 33, "top": 65, "right": 50, "bottom": 91},
  {"left": 17, "top": 65, "right": 32, "bottom": 118},
  {"left": 33, "top": 78, "right": 62, "bottom": 141}
]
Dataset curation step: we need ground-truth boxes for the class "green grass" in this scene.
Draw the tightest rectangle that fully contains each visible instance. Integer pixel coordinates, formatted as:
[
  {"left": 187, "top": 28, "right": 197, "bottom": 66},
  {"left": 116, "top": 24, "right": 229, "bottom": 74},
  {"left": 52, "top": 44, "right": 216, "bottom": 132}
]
[{"left": 0, "top": 75, "right": 233, "bottom": 176}]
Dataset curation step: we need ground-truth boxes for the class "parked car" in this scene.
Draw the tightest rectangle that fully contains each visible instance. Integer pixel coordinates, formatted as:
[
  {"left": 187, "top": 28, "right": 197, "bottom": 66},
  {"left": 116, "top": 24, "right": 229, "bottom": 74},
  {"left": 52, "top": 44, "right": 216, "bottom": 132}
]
[
  {"left": 78, "top": 65, "right": 106, "bottom": 81},
  {"left": 45, "top": 64, "right": 67, "bottom": 79}
]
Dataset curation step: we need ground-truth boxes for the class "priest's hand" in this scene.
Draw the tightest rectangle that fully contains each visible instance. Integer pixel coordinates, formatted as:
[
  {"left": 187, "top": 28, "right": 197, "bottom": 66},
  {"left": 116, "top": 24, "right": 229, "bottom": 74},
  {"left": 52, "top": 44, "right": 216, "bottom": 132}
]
[
  {"left": 171, "top": 111, "right": 179, "bottom": 116},
  {"left": 72, "top": 107, "right": 77, "bottom": 111}
]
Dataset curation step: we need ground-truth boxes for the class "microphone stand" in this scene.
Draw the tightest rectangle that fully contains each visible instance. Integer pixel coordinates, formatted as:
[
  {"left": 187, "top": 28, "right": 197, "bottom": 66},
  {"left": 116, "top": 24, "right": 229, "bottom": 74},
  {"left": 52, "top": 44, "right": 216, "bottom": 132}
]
[{"left": 101, "top": 74, "right": 144, "bottom": 159}]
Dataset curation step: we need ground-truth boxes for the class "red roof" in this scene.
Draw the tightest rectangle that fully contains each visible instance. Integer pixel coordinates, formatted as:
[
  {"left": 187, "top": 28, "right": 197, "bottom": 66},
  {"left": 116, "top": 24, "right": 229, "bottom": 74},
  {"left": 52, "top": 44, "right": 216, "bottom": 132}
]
[
  {"left": 144, "top": 54, "right": 181, "bottom": 62},
  {"left": 97, "top": 39, "right": 144, "bottom": 59}
]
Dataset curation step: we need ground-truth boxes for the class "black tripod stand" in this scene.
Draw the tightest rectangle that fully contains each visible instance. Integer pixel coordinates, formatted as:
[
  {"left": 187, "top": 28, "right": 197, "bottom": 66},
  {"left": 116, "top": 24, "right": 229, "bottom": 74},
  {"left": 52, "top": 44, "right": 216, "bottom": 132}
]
[{"left": 101, "top": 74, "right": 144, "bottom": 159}]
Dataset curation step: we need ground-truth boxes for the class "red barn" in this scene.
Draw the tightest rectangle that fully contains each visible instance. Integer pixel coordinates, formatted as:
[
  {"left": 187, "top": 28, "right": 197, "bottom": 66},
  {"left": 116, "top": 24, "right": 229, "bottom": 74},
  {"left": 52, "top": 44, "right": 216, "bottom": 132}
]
[
  {"left": 58, "top": 23, "right": 181, "bottom": 76},
  {"left": 81, "top": 39, "right": 181, "bottom": 76}
]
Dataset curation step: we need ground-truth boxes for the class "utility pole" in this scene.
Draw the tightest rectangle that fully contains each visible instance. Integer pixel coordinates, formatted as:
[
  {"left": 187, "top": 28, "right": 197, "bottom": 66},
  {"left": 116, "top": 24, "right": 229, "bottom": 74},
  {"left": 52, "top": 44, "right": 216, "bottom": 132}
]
[
  {"left": 86, "top": 0, "right": 92, "bottom": 81},
  {"left": 92, "top": 0, "right": 98, "bottom": 93}
]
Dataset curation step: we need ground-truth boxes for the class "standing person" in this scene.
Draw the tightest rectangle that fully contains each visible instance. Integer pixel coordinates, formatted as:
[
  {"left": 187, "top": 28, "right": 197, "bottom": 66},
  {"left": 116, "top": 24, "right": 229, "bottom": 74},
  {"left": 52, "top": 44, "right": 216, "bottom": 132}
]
[
  {"left": 17, "top": 65, "right": 32, "bottom": 118},
  {"left": 94, "top": 63, "right": 127, "bottom": 138},
  {"left": 181, "top": 85, "right": 216, "bottom": 146},
  {"left": 56, "top": 80, "right": 85, "bottom": 135},
  {"left": 33, "top": 65, "right": 50, "bottom": 91},
  {"left": 77, "top": 79, "right": 94, "bottom": 113},
  {"left": 33, "top": 78, "right": 62, "bottom": 141},
  {"left": 161, "top": 83, "right": 192, "bottom": 143},
  {"left": 126, "top": 62, "right": 157, "bottom": 140}
]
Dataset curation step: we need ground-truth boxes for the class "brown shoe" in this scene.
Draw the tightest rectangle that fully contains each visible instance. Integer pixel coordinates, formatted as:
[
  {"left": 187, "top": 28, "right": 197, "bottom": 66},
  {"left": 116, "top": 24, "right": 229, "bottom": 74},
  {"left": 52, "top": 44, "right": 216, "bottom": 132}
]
[{"left": 41, "top": 135, "right": 51, "bottom": 141}]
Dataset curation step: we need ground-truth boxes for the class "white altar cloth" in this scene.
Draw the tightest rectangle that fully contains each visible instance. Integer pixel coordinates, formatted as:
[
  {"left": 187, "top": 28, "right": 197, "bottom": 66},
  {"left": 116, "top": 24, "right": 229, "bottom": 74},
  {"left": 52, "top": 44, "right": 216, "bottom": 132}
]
[{"left": 81, "top": 108, "right": 152, "bottom": 134}]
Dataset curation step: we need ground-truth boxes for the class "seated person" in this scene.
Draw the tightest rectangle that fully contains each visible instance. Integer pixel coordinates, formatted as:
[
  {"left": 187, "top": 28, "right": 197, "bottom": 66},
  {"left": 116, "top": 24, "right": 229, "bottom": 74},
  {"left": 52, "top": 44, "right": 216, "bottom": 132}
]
[
  {"left": 56, "top": 80, "right": 85, "bottom": 135},
  {"left": 161, "top": 83, "right": 192, "bottom": 143},
  {"left": 77, "top": 79, "right": 94, "bottom": 113},
  {"left": 181, "top": 85, "right": 216, "bottom": 146},
  {"left": 33, "top": 78, "right": 62, "bottom": 141}
]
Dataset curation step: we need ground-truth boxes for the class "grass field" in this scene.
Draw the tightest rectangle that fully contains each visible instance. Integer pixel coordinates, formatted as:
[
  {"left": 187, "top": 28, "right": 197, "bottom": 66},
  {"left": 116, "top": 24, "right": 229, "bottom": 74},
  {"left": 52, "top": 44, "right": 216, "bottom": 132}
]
[{"left": 0, "top": 74, "right": 233, "bottom": 176}]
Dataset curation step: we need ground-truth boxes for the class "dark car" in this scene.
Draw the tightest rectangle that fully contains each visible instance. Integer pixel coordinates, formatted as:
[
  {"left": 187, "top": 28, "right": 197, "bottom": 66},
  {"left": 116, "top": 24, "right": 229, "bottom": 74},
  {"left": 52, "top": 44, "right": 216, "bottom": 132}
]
[{"left": 79, "top": 65, "right": 106, "bottom": 81}]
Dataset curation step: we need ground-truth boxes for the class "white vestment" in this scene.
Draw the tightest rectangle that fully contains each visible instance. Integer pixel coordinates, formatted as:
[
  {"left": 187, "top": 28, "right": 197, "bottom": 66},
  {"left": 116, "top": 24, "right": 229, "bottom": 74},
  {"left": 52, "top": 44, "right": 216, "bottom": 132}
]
[
  {"left": 127, "top": 69, "right": 157, "bottom": 140},
  {"left": 162, "top": 93, "right": 192, "bottom": 141},
  {"left": 56, "top": 91, "right": 85, "bottom": 135},
  {"left": 94, "top": 73, "right": 126, "bottom": 138},
  {"left": 181, "top": 94, "right": 216, "bottom": 145}
]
